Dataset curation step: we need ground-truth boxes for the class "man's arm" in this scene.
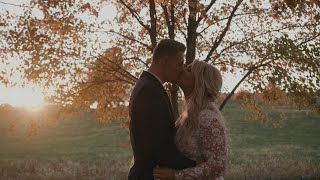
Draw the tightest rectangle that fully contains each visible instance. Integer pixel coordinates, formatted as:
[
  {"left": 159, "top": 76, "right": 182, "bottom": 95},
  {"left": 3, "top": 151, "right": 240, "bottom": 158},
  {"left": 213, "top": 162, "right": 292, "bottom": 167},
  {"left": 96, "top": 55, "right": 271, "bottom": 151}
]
[{"left": 132, "top": 85, "right": 195, "bottom": 169}]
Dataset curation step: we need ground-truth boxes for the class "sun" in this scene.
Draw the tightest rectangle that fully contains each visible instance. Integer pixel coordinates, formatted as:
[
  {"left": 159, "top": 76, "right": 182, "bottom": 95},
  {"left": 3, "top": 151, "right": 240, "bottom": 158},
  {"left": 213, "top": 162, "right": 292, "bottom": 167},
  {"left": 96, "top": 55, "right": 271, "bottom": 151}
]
[{"left": 0, "top": 86, "right": 45, "bottom": 108}]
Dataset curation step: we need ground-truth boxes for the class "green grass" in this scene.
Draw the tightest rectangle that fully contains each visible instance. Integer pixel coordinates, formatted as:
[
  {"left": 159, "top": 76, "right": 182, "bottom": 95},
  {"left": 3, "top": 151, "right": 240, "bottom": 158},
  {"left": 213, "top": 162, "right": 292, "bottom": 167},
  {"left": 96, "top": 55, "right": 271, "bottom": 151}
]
[
  {"left": 0, "top": 112, "right": 132, "bottom": 165},
  {"left": 223, "top": 101, "right": 320, "bottom": 165},
  {"left": 0, "top": 101, "right": 319, "bottom": 179}
]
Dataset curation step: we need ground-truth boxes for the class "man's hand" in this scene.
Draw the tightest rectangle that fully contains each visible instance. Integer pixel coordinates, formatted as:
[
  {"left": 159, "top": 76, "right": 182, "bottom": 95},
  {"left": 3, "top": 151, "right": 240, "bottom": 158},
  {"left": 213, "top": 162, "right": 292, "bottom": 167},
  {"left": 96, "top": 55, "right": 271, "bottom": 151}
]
[
  {"left": 153, "top": 166, "right": 177, "bottom": 180},
  {"left": 196, "top": 158, "right": 205, "bottom": 165}
]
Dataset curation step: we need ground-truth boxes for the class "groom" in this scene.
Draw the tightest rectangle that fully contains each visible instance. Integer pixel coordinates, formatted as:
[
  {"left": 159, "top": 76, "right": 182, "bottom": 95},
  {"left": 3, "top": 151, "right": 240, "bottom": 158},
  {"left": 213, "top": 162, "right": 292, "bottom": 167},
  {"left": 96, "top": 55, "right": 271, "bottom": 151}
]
[{"left": 128, "top": 39, "right": 196, "bottom": 179}]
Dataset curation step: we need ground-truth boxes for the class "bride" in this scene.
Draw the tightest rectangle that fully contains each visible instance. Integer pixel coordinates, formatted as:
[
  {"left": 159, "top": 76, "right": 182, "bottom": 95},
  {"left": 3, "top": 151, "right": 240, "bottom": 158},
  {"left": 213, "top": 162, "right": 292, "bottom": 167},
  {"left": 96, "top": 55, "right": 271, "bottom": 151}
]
[{"left": 154, "top": 60, "right": 227, "bottom": 180}]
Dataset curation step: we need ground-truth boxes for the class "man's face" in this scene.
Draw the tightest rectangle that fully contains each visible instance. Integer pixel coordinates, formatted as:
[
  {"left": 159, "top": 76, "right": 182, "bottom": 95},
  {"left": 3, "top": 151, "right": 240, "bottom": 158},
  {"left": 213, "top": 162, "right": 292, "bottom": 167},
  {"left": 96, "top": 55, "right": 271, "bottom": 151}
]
[
  {"left": 177, "top": 63, "right": 195, "bottom": 90},
  {"left": 164, "top": 51, "right": 185, "bottom": 83}
]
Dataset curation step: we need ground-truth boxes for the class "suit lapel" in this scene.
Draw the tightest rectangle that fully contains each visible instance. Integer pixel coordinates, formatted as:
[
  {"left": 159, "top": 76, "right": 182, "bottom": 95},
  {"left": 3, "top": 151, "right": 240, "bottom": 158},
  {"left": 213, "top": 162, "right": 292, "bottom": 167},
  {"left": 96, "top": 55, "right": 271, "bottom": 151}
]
[
  {"left": 162, "top": 87, "right": 175, "bottom": 122},
  {"left": 142, "top": 71, "right": 175, "bottom": 122}
]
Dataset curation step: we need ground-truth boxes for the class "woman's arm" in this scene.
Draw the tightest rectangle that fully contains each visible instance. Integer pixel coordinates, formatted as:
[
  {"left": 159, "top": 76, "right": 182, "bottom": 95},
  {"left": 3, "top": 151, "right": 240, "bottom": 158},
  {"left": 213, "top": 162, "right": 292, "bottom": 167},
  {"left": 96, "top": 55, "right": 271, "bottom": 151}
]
[{"left": 175, "top": 114, "right": 227, "bottom": 179}]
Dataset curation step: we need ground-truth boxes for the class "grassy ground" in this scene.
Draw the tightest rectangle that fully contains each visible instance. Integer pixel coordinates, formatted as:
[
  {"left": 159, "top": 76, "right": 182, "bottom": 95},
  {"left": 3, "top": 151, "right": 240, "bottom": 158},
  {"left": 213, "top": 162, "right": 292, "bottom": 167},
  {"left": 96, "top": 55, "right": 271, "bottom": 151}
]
[
  {"left": 222, "top": 101, "right": 320, "bottom": 179},
  {"left": 0, "top": 101, "right": 319, "bottom": 179},
  {"left": 0, "top": 112, "right": 132, "bottom": 165}
]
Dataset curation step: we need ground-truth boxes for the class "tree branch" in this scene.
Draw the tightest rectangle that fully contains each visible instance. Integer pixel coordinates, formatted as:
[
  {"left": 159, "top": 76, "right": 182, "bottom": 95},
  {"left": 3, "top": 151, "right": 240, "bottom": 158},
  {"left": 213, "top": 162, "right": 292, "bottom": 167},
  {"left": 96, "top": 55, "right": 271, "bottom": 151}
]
[
  {"left": 170, "top": 0, "right": 175, "bottom": 37},
  {"left": 198, "top": 32, "right": 211, "bottom": 48},
  {"left": 102, "top": 30, "right": 152, "bottom": 52},
  {"left": 177, "top": 22, "right": 187, "bottom": 39},
  {"left": 219, "top": 51, "right": 281, "bottom": 111},
  {"left": 162, "top": 4, "right": 173, "bottom": 38},
  {"left": 185, "top": 0, "right": 199, "bottom": 65},
  {"left": 298, "top": 33, "right": 320, "bottom": 46},
  {"left": 196, "top": 0, "right": 217, "bottom": 24},
  {"left": 162, "top": 4, "right": 171, "bottom": 28},
  {"left": 114, "top": 74, "right": 136, "bottom": 85},
  {"left": 215, "top": 23, "right": 319, "bottom": 60},
  {"left": 124, "top": 57, "right": 149, "bottom": 68},
  {"left": 205, "top": 0, "right": 244, "bottom": 63},
  {"left": 161, "top": 1, "right": 176, "bottom": 39},
  {"left": 219, "top": 65, "right": 254, "bottom": 111},
  {"left": 0, "top": 1, "right": 31, "bottom": 8},
  {"left": 119, "top": 0, "right": 150, "bottom": 31},
  {"left": 149, "top": 0, "right": 157, "bottom": 49},
  {"left": 95, "top": 55, "right": 137, "bottom": 82},
  {"left": 138, "top": 0, "right": 149, "bottom": 9},
  {"left": 198, "top": 11, "right": 263, "bottom": 35}
]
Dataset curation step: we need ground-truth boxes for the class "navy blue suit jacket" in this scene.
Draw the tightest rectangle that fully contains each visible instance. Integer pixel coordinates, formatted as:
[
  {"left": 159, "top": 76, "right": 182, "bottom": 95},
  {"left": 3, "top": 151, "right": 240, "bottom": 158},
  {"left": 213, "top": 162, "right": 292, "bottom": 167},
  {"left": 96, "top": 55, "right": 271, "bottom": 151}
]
[{"left": 127, "top": 71, "right": 196, "bottom": 180}]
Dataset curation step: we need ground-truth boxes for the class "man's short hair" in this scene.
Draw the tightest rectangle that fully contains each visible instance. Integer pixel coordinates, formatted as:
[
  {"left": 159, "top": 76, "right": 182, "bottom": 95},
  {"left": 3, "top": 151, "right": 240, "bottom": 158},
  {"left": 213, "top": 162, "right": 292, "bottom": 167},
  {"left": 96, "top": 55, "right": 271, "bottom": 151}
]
[{"left": 153, "top": 39, "right": 186, "bottom": 63}]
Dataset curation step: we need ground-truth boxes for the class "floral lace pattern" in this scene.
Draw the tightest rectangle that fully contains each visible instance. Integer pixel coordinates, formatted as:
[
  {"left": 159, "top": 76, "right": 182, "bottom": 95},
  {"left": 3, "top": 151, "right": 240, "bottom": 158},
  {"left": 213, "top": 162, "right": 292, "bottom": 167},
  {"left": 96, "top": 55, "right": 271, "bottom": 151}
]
[{"left": 175, "top": 109, "right": 227, "bottom": 180}]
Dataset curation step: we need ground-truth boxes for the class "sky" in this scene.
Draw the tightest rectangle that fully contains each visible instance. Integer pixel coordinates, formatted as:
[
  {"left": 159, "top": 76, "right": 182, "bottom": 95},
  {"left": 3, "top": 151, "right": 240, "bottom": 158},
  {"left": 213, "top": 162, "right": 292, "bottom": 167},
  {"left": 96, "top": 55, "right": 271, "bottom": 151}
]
[{"left": 0, "top": 0, "right": 244, "bottom": 107}]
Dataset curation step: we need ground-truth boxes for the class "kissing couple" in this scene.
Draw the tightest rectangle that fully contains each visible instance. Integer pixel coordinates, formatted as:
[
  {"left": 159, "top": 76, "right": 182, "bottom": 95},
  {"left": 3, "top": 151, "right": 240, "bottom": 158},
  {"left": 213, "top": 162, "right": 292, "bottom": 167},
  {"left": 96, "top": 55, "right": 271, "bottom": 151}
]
[{"left": 128, "top": 39, "right": 227, "bottom": 180}]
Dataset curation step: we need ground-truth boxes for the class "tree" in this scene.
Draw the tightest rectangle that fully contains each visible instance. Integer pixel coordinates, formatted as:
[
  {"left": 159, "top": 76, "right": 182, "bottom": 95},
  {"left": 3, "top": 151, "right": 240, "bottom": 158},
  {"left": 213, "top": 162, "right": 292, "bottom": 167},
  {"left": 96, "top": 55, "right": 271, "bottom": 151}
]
[
  {"left": 97, "top": 0, "right": 320, "bottom": 120},
  {"left": 0, "top": 0, "right": 319, "bottom": 123}
]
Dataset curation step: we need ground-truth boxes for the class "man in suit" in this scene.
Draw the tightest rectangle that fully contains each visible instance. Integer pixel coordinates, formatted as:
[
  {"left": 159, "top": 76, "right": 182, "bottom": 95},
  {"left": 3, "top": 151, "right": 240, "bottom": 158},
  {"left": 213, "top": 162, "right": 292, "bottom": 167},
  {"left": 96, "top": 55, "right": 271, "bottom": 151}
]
[{"left": 128, "top": 39, "right": 196, "bottom": 179}]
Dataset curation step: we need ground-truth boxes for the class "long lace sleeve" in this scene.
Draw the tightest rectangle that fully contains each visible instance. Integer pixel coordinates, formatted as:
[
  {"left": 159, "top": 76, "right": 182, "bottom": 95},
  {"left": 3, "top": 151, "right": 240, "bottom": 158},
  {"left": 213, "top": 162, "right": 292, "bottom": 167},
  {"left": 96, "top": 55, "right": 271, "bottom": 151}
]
[{"left": 175, "top": 111, "right": 227, "bottom": 180}]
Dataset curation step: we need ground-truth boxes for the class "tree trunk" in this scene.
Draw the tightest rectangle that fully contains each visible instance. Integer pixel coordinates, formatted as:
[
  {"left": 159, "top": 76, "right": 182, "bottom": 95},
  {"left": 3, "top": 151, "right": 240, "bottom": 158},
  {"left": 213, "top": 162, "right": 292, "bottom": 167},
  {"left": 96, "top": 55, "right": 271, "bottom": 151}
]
[
  {"left": 149, "top": 0, "right": 157, "bottom": 50},
  {"left": 171, "top": 0, "right": 198, "bottom": 119},
  {"left": 164, "top": 0, "right": 180, "bottom": 119},
  {"left": 186, "top": 24, "right": 197, "bottom": 65},
  {"left": 186, "top": 0, "right": 198, "bottom": 65}
]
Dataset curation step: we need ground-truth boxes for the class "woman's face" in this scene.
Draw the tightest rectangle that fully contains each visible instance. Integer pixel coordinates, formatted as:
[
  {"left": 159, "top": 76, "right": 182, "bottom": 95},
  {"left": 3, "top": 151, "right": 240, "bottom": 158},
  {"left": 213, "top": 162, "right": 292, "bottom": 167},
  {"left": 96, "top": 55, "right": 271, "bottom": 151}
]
[{"left": 177, "top": 63, "right": 195, "bottom": 90}]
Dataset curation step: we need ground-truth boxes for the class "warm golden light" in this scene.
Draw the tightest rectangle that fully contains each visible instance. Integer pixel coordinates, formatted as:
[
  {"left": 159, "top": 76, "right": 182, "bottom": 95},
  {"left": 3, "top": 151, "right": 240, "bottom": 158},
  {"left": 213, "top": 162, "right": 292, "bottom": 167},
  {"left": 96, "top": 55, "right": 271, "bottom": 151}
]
[{"left": 0, "top": 86, "right": 45, "bottom": 108}]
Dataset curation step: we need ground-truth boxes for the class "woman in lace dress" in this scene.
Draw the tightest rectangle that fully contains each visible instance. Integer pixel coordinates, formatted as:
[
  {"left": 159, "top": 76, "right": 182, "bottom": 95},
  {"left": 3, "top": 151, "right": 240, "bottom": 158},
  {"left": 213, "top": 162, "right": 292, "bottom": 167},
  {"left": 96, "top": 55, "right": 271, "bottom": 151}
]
[{"left": 154, "top": 60, "right": 227, "bottom": 180}]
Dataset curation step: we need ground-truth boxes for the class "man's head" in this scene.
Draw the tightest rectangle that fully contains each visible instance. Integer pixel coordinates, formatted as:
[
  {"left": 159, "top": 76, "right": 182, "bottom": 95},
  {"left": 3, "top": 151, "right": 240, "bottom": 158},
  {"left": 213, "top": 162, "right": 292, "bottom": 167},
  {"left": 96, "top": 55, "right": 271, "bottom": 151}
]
[{"left": 152, "top": 39, "right": 186, "bottom": 83}]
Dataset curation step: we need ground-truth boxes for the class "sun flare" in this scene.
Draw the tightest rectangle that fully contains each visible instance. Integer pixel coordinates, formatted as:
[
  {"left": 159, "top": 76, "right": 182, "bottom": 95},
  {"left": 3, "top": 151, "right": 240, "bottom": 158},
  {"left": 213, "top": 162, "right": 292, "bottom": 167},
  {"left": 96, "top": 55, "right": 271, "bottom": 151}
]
[{"left": 0, "top": 86, "right": 45, "bottom": 108}]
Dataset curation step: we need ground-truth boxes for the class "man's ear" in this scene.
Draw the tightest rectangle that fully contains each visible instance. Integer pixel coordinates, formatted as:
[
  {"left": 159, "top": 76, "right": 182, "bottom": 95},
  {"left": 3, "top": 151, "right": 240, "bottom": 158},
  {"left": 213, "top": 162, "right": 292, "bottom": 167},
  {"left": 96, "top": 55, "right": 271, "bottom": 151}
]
[{"left": 159, "top": 56, "right": 168, "bottom": 65}]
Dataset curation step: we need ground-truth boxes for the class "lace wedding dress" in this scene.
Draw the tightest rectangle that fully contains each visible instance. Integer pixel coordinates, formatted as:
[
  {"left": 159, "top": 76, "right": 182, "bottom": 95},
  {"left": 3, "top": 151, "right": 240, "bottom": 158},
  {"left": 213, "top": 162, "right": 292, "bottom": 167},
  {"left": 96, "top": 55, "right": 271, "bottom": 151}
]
[{"left": 175, "top": 109, "right": 227, "bottom": 180}]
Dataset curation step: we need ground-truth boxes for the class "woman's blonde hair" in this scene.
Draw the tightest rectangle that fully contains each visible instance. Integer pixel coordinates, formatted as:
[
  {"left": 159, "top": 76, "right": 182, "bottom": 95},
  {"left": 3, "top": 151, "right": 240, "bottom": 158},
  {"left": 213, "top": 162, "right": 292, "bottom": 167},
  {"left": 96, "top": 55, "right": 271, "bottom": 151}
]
[{"left": 176, "top": 60, "right": 224, "bottom": 133}]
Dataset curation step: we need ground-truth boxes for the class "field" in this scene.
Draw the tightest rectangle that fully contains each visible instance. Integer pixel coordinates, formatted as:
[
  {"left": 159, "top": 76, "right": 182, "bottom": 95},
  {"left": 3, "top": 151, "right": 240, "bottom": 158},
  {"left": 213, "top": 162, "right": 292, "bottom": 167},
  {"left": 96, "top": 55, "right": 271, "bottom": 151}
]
[{"left": 0, "top": 101, "right": 319, "bottom": 179}]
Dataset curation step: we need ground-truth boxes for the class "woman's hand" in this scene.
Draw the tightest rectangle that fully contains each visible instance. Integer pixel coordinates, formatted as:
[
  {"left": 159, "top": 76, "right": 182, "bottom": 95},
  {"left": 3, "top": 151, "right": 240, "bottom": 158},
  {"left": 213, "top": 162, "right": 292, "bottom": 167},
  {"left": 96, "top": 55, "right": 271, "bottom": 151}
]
[{"left": 153, "top": 167, "right": 177, "bottom": 180}]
